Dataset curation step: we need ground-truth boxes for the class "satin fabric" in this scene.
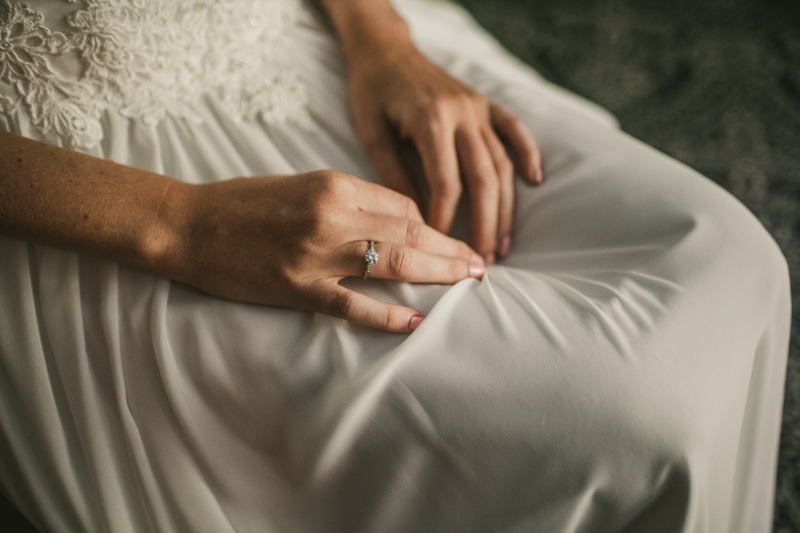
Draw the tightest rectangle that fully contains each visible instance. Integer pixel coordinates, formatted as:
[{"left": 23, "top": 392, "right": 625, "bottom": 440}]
[{"left": 0, "top": 1, "right": 791, "bottom": 532}]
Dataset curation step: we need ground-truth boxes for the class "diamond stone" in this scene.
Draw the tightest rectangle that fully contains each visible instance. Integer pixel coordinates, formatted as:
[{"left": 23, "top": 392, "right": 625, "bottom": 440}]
[{"left": 365, "top": 249, "right": 379, "bottom": 264}]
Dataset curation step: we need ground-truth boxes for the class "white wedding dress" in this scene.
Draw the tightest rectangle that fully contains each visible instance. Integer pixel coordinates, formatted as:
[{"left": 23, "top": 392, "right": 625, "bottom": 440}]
[{"left": 0, "top": 1, "right": 791, "bottom": 532}]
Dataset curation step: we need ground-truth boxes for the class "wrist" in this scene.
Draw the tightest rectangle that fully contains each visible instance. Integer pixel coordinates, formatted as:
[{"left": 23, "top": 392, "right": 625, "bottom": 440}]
[
  {"left": 321, "top": 0, "right": 416, "bottom": 65},
  {"left": 136, "top": 178, "right": 195, "bottom": 282}
]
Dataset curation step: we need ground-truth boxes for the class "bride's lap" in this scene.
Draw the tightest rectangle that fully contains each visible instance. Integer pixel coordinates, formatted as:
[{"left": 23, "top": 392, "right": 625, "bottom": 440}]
[
  {"left": 0, "top": 11, "right": 791, "bottom": 532},
  {"left": 157, "top": 105, "right": 788, "bottom": 531},
  {"left": 297, "top": 71, "right": 790, "bottom": 528},
  {"left": 1, "top": 77, "right": 791, "bottom": 533}
]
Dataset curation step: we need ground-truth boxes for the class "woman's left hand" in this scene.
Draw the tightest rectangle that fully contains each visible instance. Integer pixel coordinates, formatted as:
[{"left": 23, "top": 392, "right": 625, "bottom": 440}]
[{"left": 347, "top": 43, "right": 542, "bottom": 264}]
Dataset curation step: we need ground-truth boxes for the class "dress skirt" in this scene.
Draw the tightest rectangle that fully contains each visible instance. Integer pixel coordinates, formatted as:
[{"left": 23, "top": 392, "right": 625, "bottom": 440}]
[{"left": 0, "top": 0, "right": 791, "bottom": 531}]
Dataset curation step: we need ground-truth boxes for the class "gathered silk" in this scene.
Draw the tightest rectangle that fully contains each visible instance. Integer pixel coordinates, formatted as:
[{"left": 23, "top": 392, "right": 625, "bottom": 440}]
[{"left": 0, "top": 1, "right": 791, "bottom": 532}]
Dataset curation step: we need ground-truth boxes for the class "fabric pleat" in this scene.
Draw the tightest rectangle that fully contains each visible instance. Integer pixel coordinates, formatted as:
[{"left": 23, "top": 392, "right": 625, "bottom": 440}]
[{"left": 0, "top": 1, "right": 790, "bottom": 532}]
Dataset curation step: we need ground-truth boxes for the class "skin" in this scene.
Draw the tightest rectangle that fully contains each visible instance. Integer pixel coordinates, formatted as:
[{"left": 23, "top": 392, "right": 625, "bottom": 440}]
[
  {"left": 0, "top": 0, "right": 542, "bottom": 333},
  {"left": 322, "top": 0, "right": 543, "bottom": 262}
]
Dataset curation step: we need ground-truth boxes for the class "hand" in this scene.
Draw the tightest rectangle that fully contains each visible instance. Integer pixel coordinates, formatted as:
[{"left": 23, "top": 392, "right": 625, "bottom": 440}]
[
  {"left": 347, "top": 44, "right": 542, "bottom": 264},
  {"left": 169, "top": 170, "right": 485, "bottom": 332}
]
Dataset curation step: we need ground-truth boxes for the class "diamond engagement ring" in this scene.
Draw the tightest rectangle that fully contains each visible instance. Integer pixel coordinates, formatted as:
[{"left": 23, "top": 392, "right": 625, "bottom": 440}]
[{"left": 363, "top": 241, "right": 379, "bottom": 279}]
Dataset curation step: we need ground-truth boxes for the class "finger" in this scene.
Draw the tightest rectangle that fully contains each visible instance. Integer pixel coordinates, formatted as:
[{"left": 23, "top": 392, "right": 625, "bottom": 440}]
[
  {"left": 412, "top": 122, "right": 461, "bottom": 234},
  {"left": 349, "top": 211, "right": 480, "bottom": 262},
  {"left": 340, "top": 242, "right": 484, "bottom": 282},
  {"left": 321, "top": 283, "right": 426, "bottom": 333},
  {"left": 456, "top": 127, "right": 500, "bottom": 263},
  {"left": 491, "top": 103, "right": 542, "bottom": 184},
  {"left": 350, "top": 177, "right": 424, "bottom": 223},
  {"left": 356, "top": 116, "right": 424, "bottom": 209},
  {"left": 482, "top": 126, "right": 515, "bottom": 258}
]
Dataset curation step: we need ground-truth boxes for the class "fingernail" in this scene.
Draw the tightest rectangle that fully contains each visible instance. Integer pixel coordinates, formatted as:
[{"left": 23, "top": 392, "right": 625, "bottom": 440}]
[
  {"left": 470, "top": 252, "right": 485, "bottom": 265},
  {"left": 499, "top": 235, "right": 511, "bottom": 258},
  {"left": 484, "top": 253, "right": 495, "bottom": 266},
  {"left": 409, "top": 315, "right": 425, "bottom": 331},
  {"left": 468, "top": 262, "right": 485, "bottom": 279},
  {"left": 534, "top": 167, "right": 543, "bottom": 184}
]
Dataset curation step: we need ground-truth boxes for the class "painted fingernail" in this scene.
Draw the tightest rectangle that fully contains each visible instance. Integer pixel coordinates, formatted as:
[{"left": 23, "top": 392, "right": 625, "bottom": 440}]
[
  {"left": 469, "top": 262, "right": 485, "bottom": 279},
  {"left": 499, "top": 235, "right": 511, "bottom": 258},
  {"left": 470, "top": 252, "right": 485, "bottom": 265},
  {"left": 484, "top": 253, "right": 495, "bottom": 266},
  {"left": 409, "top": 315, "right": 425, "bottom": 331}
]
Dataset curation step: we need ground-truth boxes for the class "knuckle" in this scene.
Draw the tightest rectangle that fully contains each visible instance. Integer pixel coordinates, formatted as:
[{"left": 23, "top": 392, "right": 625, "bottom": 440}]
[
  {"left": 404, "top": 220, "right": 425, "bottom": 248},
  {"left": 312, "top": 169, "right": 336, "bottom": 187},
  {"left": 404, "top": 197, "right": 421, "bottom": 219},
  {"left": 380, "top": 308, "right": 396, "bottom": 331},
  {"left": 306, "top": 199, "right": 339, "bottom": 236},
  {"left": 415, "top": 102, "right": 449, "bottom": 134},
  {"left": 319, "top": 208, "right": 348, "bottom": 237},
  {"left": 473, "top": 171, "right": 499, "bottom": 193},
  {"left": 434, "top": 179, "right": 462, "bottom": 201},
  {"left": 462, "top": 94, "right": 488, "bottom": 116},
  {"left": 497, "top": 155, "right": 514, "bottom": 179},
  {"left": 388, "top": 246, "right": 415, "bottom": 279},
  {"left": 508, "top": 115, "right": 527, "bottom": 134},
  {"left": 309, "top": 171, "right": 336, "bottom": 196},
  {"left": 467, "top": 93, "right": 488, "bottom": 111},
  {"left": 453, "top": 93, "right": 473, "bottom": 109},
  {"left": 424, "top": 99, "right": 448, "bottom": 123},
  {"left": 315, "top": 170, "right": 352, "bottom": 198}
]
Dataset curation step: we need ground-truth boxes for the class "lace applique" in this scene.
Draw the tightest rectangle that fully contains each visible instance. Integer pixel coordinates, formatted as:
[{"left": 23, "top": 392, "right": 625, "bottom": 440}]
[
  {"left": 0, "top": 92, "right": 18, "bottom": 114},
  {"left": 0, "top": 0, "right": 309, "bottom": 148}
]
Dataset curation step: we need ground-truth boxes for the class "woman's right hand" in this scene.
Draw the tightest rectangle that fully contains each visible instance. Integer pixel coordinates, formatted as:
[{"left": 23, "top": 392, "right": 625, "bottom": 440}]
[
  {"left": 168, "top": 170, "right": 485, "bottom": 333},
  {"left": 2, "top": 132, "right": 478, "bottom": 333}
]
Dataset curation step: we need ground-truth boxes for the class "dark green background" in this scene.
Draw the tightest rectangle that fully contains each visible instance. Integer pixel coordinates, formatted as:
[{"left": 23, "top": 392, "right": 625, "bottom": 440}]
[
  {"left": 3, "top": 0, "right": 800, "bottom": 530},
  {"left": 454, "top": 0, "right": 800, "bottom": 530}
]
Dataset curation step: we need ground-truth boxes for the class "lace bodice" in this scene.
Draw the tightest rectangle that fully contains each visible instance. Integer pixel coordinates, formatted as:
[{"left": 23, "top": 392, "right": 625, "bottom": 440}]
[{"left": 0, "top": 0, "right": 309, "bottom": 149}]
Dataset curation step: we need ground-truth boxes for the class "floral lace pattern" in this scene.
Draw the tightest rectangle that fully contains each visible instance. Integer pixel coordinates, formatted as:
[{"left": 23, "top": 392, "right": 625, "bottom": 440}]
[{"left": 0, "top": 0, "right": 309, "bottom": 148}]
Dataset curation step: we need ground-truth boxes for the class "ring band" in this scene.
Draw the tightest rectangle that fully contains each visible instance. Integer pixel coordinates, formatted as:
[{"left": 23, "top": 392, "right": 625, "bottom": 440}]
[{"left": 363, "top": 241, "right": 379, "bottom": 279}]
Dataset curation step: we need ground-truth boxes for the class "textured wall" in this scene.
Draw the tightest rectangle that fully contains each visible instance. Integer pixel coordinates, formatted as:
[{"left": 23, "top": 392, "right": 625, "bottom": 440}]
[{"left": 454, "top": 0, "right": 800, "bottom": 530}]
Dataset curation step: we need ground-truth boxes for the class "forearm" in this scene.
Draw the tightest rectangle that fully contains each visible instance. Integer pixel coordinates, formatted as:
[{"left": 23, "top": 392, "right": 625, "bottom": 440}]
[
  {"left": 319, "top": 0, "right": 415, "bottom": 62},
  {"left": 0, "top": 130, "right": 188, "bottom": 274}
]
